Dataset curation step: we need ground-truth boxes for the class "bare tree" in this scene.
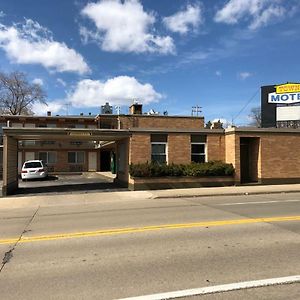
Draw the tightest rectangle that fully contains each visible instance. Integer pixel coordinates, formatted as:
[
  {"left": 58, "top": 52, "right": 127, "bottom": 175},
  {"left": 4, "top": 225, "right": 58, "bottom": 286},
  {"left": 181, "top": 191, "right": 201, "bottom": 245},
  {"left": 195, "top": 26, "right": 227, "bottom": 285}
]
[
  {"left": 0, "top": 71, "right": 47, "bottom": 115},
  {"left": 249, "top": 106, "right": 261, "bottom": 127}
]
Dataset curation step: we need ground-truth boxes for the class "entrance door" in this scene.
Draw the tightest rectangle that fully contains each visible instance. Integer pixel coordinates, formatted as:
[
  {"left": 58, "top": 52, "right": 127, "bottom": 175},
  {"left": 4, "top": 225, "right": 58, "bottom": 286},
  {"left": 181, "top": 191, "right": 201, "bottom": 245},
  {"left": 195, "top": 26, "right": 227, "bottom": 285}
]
[
  {"left": 240, "top": 137, "right": 259, "bottom": 183},
  {"left": 100, "top": 151, "right": 111, "bottom": 171},
  {"left": 88, "top": 152, "right": 97, "bottom": 171},
  {"left": 240, "top": 141, "right": 250, "bottom": 183}
]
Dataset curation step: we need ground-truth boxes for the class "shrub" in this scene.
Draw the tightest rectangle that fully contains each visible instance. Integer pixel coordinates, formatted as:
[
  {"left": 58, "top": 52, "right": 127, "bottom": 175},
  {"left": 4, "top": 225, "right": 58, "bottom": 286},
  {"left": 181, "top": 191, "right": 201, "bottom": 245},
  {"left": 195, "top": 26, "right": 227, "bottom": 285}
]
[{"left": 129, "top": 161, "right": 234, "bottom": 177}]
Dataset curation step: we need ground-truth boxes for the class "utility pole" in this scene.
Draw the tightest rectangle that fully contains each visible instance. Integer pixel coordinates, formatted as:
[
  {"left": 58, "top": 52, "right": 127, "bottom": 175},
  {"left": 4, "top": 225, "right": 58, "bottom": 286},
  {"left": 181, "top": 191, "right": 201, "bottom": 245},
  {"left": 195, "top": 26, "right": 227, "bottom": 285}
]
[
  {"left": 115, "top": 105, "right": 121, "bottom": 129},
  {"left": 192, "top": 105, "right": 202, "bottom": 116},
  {"left": 64, "top": 102, "right": 71, "bottom": 115}
]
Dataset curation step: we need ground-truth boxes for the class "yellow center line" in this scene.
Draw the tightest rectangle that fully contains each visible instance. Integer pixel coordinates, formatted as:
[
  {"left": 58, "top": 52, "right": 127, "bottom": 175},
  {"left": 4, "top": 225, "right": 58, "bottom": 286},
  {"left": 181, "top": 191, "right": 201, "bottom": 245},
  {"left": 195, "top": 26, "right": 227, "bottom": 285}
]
[{"left": 1, "top": 215, "right": 300, "bottom": 245}]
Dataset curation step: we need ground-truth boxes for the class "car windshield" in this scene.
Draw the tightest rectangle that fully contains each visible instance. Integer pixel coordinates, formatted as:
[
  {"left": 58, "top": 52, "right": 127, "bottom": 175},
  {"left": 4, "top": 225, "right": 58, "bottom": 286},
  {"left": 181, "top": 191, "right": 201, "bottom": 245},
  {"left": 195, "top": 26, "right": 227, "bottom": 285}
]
[{"left": 24, "top": 162, "right": 42, "bottom": 169}]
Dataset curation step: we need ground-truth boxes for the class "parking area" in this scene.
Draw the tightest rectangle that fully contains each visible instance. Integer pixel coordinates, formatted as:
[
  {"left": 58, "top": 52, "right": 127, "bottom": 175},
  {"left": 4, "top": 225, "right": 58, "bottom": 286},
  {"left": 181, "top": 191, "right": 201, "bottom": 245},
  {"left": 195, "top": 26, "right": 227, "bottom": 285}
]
[{"left": 10, "top": 172, "right": 127, "bottom": 196}]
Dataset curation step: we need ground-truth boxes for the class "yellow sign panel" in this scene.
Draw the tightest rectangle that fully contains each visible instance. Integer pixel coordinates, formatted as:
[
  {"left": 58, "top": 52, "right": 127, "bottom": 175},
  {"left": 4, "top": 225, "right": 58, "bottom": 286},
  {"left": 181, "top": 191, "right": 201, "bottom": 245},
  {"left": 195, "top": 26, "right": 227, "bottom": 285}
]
[
  {"left": 276, "top": 83, "right": 300, "bottom": 94},
  {"left": 68, "top": 132, "right": 92, "bottom": 136}
]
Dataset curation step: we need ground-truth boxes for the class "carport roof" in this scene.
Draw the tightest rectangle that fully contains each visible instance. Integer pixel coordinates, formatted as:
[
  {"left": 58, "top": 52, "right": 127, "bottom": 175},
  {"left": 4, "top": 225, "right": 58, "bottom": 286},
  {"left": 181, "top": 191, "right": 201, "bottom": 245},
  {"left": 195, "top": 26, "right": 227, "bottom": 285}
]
[{"left": 2, "top": 127, "right": 131, "bottom": 141}]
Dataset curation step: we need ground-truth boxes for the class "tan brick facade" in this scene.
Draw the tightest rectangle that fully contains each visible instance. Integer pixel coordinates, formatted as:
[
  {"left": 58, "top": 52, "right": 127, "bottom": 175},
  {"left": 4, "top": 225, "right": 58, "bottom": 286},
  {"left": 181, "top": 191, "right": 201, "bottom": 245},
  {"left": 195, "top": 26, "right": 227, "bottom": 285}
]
[
  {"left": 225, "top": 133, "right": 240, "bottom": 182},
  {"left": 260, "top": 134, "right": 300, "bottom": 179},
  {"left": 129, "top": 134, "right": 151, "bottom": 164},
  {"left": 167, "top": 133, "right": 191, "bottom": 164},
  {"left": 207, "top": 134, "right": 225, "bottom": 161},
  {"left": 119, "top": 115, "right": 204, "bottom": 130},
  {"left": 5, "top": 111, "right": 300, "bottom": 192}
]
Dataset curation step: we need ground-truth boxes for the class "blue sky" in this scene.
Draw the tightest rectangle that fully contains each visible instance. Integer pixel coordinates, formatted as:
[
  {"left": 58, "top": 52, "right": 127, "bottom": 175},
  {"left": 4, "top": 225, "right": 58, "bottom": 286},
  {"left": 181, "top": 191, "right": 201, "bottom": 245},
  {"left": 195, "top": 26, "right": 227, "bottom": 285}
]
[{"left": 0, "top": 0, "right": 299, "bottom": 125}]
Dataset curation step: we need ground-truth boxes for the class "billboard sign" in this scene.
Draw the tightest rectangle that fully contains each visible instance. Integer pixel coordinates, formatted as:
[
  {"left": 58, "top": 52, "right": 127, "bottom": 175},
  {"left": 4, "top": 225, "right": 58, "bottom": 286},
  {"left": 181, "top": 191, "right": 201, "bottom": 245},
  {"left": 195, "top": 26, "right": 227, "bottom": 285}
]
[{"left": 268, "top": 83, "right": 300, "bottom": 104}]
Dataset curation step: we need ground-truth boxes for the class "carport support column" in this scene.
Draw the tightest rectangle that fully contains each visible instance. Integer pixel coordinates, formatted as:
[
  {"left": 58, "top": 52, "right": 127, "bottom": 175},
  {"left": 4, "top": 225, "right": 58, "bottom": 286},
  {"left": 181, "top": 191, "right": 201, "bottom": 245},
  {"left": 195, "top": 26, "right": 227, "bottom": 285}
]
[{"left": 3, "top": 135, "right": 19, "bottom": 196}]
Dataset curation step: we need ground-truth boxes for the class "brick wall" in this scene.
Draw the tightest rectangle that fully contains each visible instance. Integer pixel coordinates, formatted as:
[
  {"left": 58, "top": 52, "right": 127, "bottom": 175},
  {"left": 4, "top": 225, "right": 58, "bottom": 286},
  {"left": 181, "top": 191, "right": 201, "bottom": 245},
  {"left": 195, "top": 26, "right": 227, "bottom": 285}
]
[
  {"left": 168, "top": 134, "right": 191, "bottom": 164},
  {"left": 260, "top": 134, "right": 300, "bottom": 179},
  {"left": 129, "top": 134, "right": 151, "bottom": 164},
  {"left": 207, "top": 134, "right": 225, "bottom": 161},
  {"left": 120, "top": 115, "right": 204, "bottom": 130}
]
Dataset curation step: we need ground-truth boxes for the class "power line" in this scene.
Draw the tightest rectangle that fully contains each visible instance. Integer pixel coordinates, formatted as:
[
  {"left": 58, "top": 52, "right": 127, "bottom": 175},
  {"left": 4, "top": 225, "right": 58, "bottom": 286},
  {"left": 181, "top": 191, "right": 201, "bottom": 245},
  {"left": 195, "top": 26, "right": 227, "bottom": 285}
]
[{"left": 232, "top": 88, "right": 260, "bottom": 124}]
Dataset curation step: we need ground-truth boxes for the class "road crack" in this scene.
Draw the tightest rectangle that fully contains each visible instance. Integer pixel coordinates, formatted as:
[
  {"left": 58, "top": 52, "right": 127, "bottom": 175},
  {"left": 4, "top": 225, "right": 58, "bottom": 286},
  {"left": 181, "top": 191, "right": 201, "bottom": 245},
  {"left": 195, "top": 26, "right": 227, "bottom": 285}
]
[{"left": 0, "top": 206, "right": 40, "bottom": 273}]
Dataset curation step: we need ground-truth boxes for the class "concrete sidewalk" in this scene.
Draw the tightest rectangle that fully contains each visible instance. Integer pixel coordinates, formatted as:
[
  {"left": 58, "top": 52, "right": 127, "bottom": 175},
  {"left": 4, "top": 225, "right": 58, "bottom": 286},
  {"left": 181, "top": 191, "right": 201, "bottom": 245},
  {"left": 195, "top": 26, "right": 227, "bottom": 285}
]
[
  {"left": 151, "top": 183, "right": 300, "bottom": 199},
  {"left": 1, "top": 183, "right": 300, "bottom": 210}
]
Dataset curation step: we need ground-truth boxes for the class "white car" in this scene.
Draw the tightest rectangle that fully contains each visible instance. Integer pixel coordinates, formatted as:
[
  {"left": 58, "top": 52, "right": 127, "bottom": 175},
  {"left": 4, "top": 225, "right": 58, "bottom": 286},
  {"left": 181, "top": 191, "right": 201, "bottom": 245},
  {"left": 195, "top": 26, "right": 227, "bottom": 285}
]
[{"left": 21, "top": 160, "right": 48, "bottom": 180}]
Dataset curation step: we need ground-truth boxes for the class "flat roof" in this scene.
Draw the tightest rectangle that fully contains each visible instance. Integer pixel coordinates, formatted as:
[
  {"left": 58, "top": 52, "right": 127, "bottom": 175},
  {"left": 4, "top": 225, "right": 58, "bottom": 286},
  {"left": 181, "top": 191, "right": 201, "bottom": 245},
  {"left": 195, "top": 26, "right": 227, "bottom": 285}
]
[
  {"left": 225, "top": 127, "right": 300, "bottom": 134},
  {"left": 2, "top": 127, "right": 131, "bottom": 141}
]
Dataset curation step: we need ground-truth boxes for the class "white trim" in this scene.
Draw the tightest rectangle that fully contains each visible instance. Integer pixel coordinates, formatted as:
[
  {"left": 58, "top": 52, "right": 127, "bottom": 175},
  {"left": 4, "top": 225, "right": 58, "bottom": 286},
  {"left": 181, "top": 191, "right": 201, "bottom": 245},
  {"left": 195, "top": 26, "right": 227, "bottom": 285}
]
[
  {"left": 151, "top": 142, "right": 168, "bottom": 164},
  {"left": 118, "top": 275, "right": 300, "bottom": 300}
]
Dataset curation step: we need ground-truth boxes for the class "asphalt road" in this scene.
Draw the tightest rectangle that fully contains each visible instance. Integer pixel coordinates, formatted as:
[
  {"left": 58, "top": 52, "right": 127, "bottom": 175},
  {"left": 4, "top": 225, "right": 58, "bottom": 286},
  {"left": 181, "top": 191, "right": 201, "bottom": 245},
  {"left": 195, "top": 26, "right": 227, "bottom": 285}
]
[
  {"left": 16, "top": 172, "right": 125, "bottom": 196},
  {"left": 0, "top": 192, "right": 299, "bottom": 299}
]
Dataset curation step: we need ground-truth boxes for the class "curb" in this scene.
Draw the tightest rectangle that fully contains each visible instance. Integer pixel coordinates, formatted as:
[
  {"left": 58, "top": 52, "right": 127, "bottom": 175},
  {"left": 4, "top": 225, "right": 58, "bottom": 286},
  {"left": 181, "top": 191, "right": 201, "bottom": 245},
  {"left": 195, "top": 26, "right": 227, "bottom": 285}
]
[{"left": 153, "top": 189, "right": 300, "bottom": 199}]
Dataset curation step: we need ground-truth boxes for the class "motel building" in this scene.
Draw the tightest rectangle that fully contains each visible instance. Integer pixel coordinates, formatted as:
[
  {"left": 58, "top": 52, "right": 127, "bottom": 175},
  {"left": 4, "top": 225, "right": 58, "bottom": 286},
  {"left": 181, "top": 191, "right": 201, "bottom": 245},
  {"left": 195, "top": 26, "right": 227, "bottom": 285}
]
[{"left": 2, "top": 82, "right": 300, "bottom": 196}]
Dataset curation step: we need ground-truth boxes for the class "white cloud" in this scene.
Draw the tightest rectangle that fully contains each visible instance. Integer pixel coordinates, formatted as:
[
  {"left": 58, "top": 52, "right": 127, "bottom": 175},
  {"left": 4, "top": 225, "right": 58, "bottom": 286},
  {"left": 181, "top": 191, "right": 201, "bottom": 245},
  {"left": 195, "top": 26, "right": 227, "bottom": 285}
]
[
  {"left": 238, "top": 72, "right": 252, "bottom": 80},
  {"left": 68, "top": 76, "right": 162, "bottom": 108},
  {"left": 163, "top": 3, "right": 203, "bottom": 34},
  {"left": 81, "top": 0, "right": 175, "bottom": 54},
  {"left": 249, "top": 5, "right": 285, "bottom": 30},
  {"left": 212, "top": 118, "right": 231, "bottom": 128},
  {"left": 32, "top": 100, "right": 64, "bottom": 116},
  {"left": 214, "top": 0, "right": 287, "bottom": 30},
  {"left": 0, "top": 19, "right": 90, "bottom": 74},
  {"left": 32, "top": 78, "right": 44, "bottom": 86},
  {"left": 57, "top": 78, "right": 67, "bottom": 87}
]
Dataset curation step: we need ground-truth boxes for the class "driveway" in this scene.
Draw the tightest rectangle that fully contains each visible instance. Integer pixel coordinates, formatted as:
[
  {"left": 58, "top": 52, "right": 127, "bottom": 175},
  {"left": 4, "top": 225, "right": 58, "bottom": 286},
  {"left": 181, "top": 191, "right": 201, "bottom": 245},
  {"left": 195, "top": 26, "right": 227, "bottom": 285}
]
[{"left": 15, "top": 172, "right": 127, "bottom": 196}]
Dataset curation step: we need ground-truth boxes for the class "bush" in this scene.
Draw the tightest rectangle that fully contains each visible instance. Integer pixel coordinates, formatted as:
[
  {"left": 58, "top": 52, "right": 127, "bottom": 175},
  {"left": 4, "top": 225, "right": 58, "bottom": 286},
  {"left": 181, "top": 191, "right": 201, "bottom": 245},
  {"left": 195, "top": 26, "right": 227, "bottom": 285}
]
[{"left": 129, "top": 161, "right": 234, "bottom": 178}]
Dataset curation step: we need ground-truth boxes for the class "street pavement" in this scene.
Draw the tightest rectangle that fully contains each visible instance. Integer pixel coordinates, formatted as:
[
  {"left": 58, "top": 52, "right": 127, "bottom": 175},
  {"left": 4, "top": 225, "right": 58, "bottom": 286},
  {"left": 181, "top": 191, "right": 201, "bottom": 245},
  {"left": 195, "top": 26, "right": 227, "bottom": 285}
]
[{"left": 0, "top": 191, "right": 299, "bottom": 299}]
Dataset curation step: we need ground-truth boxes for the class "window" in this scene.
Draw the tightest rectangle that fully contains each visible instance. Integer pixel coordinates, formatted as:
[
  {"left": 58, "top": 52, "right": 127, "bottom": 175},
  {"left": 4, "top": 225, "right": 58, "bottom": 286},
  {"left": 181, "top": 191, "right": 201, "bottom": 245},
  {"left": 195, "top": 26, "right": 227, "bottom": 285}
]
[
  {"left": 39, "top": 152, "right": 57, "bottom": 164},
  {"left": 151, "top": 134, "right": 167, "bottom": 164},
  {"left": 24, "top": 161, "right": 42, "bottom": 168},
  {"left": 70, "top": 141, "right": 83, "bottom": 145},
  {"left": 42, "top": 141, "right": 56, "bottom": 145},
  {"left": 191, "top": 135, "right": 206, "bottom": 163},
  {"left": 68, "top": 151, "right": 85, "bottom": 164}
]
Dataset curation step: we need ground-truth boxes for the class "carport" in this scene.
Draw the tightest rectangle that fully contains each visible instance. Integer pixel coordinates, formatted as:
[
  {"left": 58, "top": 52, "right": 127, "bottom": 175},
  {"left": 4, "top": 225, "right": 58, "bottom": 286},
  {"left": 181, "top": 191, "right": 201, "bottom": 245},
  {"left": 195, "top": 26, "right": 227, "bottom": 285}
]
[{"left": 2, "top": 127, "right": 131, "bottom": 196}]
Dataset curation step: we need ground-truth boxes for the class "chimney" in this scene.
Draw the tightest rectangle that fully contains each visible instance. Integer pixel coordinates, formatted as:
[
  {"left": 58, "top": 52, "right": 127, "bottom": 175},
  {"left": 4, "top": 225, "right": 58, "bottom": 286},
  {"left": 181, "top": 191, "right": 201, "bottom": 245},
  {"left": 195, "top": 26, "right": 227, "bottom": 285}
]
[
  {"left": 47, "top": 111, "right": 51, "bottom": 117},
  {"left": 129, "top": 103, "right": 143, "bottom": 115}
]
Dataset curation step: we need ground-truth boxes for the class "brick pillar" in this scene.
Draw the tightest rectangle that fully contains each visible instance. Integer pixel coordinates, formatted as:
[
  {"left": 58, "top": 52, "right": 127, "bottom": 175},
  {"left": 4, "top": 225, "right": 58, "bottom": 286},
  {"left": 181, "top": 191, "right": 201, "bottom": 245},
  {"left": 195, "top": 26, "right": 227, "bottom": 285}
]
[
  {"left": 115, "top": 138, "right": 129, "bottom": 187},
  {"left": 225, "top": 132, "right": 240, "bottom": 183},
  {"left": 3, "top": 135, "right": 19, "bottom": 196}
]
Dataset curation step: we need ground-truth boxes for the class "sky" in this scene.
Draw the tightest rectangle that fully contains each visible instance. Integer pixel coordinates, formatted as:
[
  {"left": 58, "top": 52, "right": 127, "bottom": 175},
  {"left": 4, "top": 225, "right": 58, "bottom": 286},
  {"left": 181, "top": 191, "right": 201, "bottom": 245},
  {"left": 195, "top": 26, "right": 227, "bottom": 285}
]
[{"left": 0, "top": 0, "right": 299, "bottom": 126}]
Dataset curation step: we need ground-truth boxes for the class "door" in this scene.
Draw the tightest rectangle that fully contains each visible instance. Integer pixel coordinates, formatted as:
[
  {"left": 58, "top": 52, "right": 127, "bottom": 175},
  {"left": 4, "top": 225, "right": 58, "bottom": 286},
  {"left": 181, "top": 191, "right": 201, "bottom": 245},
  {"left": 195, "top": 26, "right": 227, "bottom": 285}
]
[
  {"left": 240, "top": 141, "right": 250, "bottom": 183},
  {"left": 100, "top": 151, "right": 111, "bottom": 171},
  {"left": 240, "top": 137, "right": 259, "bottom": 183},
  {"left": 88, "top": 152, "right": 97, "bottom": 171}
]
